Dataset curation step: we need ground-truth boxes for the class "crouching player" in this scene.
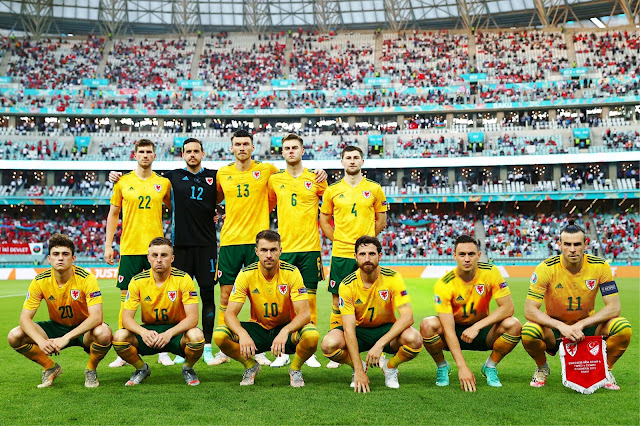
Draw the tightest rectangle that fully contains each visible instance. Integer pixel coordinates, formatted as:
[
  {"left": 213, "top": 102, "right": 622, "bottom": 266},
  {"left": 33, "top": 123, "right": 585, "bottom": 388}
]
[
  {"left": 321, "top": 236, "right": 423, "bottom": 392},
  {"left": 8, "top": 233, "right": 112, "bottom": 388},
  {"left": 522, "top": 223, "right": 631, "bottom": 389},
  {"left": 214, "top": 230, "right": 319, "bottom": 387},
  {"left": 420, "top": 235, "right": 521, "bottom": 391},
  {"left": 113, "top": 237, "right": 204, "bottom": 386}
]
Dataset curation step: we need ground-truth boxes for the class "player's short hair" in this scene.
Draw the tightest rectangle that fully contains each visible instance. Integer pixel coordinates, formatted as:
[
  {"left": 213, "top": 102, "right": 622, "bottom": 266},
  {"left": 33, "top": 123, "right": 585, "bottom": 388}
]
[
  {"left": 454, "top": 234, "right": 480, "bottom": 251},
  {"left": 134, "top": 138, "right": 155, "bottom": 152},
  {"left": 256, "top": 230, "right": 281, "bottom": 245},
  {"left": 231, "top": 129, "right": 253, "bottom": 143},
  {"left": 182, "top": 138, "right": 203, "bottom": 151},
  {"left": 48, "top": 233, "right": 75, "bottom": 255},
  {"left": 560, "top": 220, "right": 586, "bottom": 242},
  {"left": 282, "top": 133, "right": 303, "bottom": 147},
  {"left": 149, "top": 237, "right": 173, "bottom": 251},
  {"left": 341, "top": 145, "right": 364, "bottom": 159},
  {"left": 355, "top": 235, "right": 382, "bottom": 254}
]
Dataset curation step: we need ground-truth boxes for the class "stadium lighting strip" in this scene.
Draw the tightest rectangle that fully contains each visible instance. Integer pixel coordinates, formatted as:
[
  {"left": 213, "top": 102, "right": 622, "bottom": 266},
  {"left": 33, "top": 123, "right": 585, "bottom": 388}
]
[{"left": 1, "top": 151, "right": 639, "bottom": 171}]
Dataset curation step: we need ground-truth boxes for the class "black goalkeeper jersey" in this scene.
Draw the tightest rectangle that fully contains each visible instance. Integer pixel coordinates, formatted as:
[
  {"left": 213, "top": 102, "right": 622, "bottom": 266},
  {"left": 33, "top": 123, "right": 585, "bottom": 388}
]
[{"left": 165, "top": 168, "right": 218, "bottom": 247}]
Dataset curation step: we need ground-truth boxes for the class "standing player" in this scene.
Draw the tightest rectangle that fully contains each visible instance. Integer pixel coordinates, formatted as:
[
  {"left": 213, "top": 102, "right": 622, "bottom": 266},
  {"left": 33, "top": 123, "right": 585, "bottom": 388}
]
[
  {"left": 267, "top": 133, "right": 327, "bottom": 368},
  {"left": 213, "top": 230, "right": 319, "bottom": 387},
  {"left": 522, "top": 223, "right": 631, "bottom": 389},
  {"left": 110, "top": 137, "right": 218, "bottom": 365},
  {"left": 319, "top": 145, "right": 387, "bottom": 368},
  {"left": 112, "top": 237, "right": 205, "bottom": 386},
  {"left": 211, "top": 129, "right": 325, "bottom": 366},
  {"left": 8, "top": 234, "right": 112, "bottom": 388},
  {"left": 321, "top": 236, "right": 422, "bottom": 392},
  {"left": 104, "top": 139, "right": 171, "bottom": 367},
  {"left": 420, "top": 235, "right": 521, "bottom": 391}
]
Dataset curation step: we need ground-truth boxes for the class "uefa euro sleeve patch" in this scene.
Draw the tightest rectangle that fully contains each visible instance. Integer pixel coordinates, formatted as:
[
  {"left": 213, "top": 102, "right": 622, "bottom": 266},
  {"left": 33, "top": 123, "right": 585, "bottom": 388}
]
[{"left": 599, "top": 281, "right": 618, "bottom": 296}]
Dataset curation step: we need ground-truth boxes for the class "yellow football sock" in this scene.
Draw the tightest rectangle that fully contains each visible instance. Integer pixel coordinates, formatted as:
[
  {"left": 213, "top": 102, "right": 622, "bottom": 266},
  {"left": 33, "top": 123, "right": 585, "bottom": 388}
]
[
  {"left": 15, "top": 343, "right": 55, "bottom": 370},
  {"left": 113, "top": 341, "right": 144, "bottom": 369},
  {"left": 307, "top": 291, "right": 317, "bottom": 325},
  {"left": 606, "top": 317, "right": 632, "bottom": 369},
  {"left": 87, "top": 342, "right": 112, "bottom": 371},
  {"left": 490, "top": 333, "right": 521, "bottom": 364},
  {"left": 213, "top": 326, "right": 255, "bottom": 369},
  {"left": 422, "top": 334, "right": 445, "bottom": 365},
  {"left": 291, "top": 324, "right": 319, "bottom": 371},
  {"left": 217, "top": 305, "right": 227, "bottom": 326},
  {"left": 329, "top": 305, "right": 342, "bottom": 330},
  {"left": 521, "top": 322, "right": 547, "bottom": 366},
  {"left": 184, "top": 339, "right": 205, "bottom": 368},
  {"left": 118, "top": 290, "right": 127, "bottom": 329},
  {"left": 323, "top": 348, "right": 354, "bottom": 367},
  {"left": 388, "top": 344, "right": 422, "bottom": 368}
]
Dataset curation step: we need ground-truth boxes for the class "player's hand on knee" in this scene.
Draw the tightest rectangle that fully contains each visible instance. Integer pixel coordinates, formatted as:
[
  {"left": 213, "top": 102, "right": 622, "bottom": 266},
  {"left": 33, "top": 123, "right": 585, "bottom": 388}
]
[
  {"left": 39, "top": 339, "right": 58, "bottom": 356},
  {"left": 155, "top": 331, "right": 172, "bottom": 349},
  {"left": 461, "top": 326, "right": 479, "bottom": 343},
  {"left": 270, "top": 331, "right": 288, "bottom": 357},
  {"left": 354, "top": 370, "right": 370, "bottom": 394},
  {"left": 458, "top": 365, "right": 476, "bottom": 392},
  {"left": 51, "top": 336, "right": 69, "bottom": 353},
  {"left": 365, "top": 344, "right": 383, "bottom": 368}
]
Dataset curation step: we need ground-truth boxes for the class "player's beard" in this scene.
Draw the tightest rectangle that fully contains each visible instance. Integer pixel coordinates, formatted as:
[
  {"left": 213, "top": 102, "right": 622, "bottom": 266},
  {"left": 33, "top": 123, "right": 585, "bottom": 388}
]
[{"left": 345, "top": 166, "right": 361, "bottom": 176}]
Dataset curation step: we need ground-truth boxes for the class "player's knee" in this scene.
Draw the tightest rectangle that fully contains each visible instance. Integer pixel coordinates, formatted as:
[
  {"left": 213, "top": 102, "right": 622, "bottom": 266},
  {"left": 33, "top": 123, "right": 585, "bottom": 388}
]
[
  {"left": 301, "top": 326, "right": 320, "bottom": 347},
  {"left": 420, "top": 316, "right": 441, "bottom": 337},
  {"left": 608, "top": 317, "right": 632, "bottom": 340},
  {"left": 186, "top": 327, "right": 205, "bottom": 342},
  {"left": 7, "top": 326, "right": 26, "bottom": 347},
  {"left": 213, "top": 327, "right": 231, "bottom": 347},
  {"left": 219, "top": 288, "right": 231, "bottom": 305},
  {"left": 403, "top": 327, "right": 423, "bottom": 350},
  {"left": 93, "top": 324, "right": 113, "bottom": 345},
  {"left": 521, "top": 321, "right": 544, "bottom": 346},
  {"left": 113, "top": 328, "right": 132, "bottom": 342},
  {"left": 321, "top": 332, "right": 343, "bottom": 354},
  {"left": 501, "top": 316, "right": 522, "bottom": 335}
]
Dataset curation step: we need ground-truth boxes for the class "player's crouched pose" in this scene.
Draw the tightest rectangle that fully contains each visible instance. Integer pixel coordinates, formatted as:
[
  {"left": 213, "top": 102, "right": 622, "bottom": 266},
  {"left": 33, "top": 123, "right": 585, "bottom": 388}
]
[
  {"left": 8, "top": 234, "right": 112, "bottom": 388},
  {"left": 113, "top": 237, "right": 205, "bottom": 386},
  {"left": 420, "top": 235, "right": 521, "bottom": 391},
  {"left": 321, "top": 236, "right": 423, "bottom": 392},
  {"left": 214, "top": 230, "right": 319, "bottom": 387}
]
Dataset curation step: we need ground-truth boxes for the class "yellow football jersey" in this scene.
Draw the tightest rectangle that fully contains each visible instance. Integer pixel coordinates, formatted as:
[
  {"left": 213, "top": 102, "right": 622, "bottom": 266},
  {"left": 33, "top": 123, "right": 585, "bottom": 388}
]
[
  {"left": 229, "top": 261, "right": 308, "bottom": 330},
  {"left": 268, "top": 168, "right": 327, "bottom": 252},
  {"left": 123, "top": 267, "right": 198, "bottom": 325},
  {"left": 527, "top": 254, "right": 617, "bottom": 325},
  {"left": 217, "top": 161, "right": 279, "bottom": 246},
  {"left": 338, "top": 267, "right": 410, "bottom": 327},
  {"left": 110, "top": 172, "right": 170, "bottom": 255},
  {"left": 321, "top": 178, "right": 387, "bottom": 258},
  {"left": 434, "top": 263, "right": 511, "bottom": 326},
  {"left": 23, "top": 266, "right": 103, "bottom": 327}
]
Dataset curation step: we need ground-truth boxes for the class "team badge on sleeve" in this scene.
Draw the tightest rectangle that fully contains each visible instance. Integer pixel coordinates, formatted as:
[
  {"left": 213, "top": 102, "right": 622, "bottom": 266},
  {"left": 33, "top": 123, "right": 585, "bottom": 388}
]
[
  {"left": 205, "top": 177, "right": 214, "bottom": 185},
  {"left": 125, "top": 291, "right": 130, "bottom": 301},
  {"left": 585, "top": 279, "right": 597, "bottom": 291},
  {"left": 252, "top": 171, "right": 261, "bottom": 180},
  {"left": 362, "top": 191, "right": 371, "bottom": 199},
  {"left": 338, "top": 297, "right": 345, "bottom": 309},
  {"left": 25, "top": 291, "right": 30, "bottom": 301},
  {"left": 154, "top": 184, "right": 162, "bottom": 192},
  {"left": 475, "top": 285, "right": 485, "bottom": 296},
  {"left": 217, "top": 270, "right": 223, "bottom": 279},
  {"left": 231, "top": 284, "right": 236, "bottom": 294},
  {"left": 304, "top": 181, "right": 313, "bottom": 190},
  {"left": 118, "top": 275, "right": 125, "bottom": 284},
  {"left": 168, "top": 291, "right": 177, "bottom": 302},
  {"left": 379, "top": 290, "right": 389, "bottom": 301},
  {"left": 70, "top": 289, "right": 80, "bottom": 300},
  {"left": 278, "top": 285, "right": 288, "bottom": 295},
  {"left": 530, "top": 272, "right": 538, "bottom": 285},
  {"left": 434, "top": 295, "right": 442, "bottom": 305}
]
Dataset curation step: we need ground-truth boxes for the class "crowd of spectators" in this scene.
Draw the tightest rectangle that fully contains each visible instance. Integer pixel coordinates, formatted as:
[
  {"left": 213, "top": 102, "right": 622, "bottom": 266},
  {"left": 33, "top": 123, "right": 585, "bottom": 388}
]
[
  {"left": 7, "top": 35, "right": 105, "bottom": 89},
  {"left": 106, "top": 37, "right": 195, "bottom": 89},
  {"left": 380, "top": 31, "right": 468, "bottom": 87},
  {"left": 574, "top": 31, "right": 640, "bottom": 78},
  {"left": 0, "top": 139, "right": 70, "bottom": 160},
  {"left": 475, "top": 30, "right": 568, "bottom": 83},
  {"left": 594, "top": 213, "right": 640, "bottom": 260},
  {"left": 602, "top": 129, "right": 640, "bottom": 151}
]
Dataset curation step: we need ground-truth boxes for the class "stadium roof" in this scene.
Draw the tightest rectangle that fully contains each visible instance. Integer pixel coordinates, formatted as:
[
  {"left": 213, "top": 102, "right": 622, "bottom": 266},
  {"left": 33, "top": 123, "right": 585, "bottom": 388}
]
[{"left": 0, "top": 0, "right": 636, "bottom": 36}]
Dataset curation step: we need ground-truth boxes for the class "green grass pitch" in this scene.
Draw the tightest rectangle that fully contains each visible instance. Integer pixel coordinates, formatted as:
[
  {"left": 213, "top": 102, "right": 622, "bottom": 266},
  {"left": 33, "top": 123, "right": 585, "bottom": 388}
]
[{"left": 0, "top": 277, "right": 638, "bottom": 425}]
